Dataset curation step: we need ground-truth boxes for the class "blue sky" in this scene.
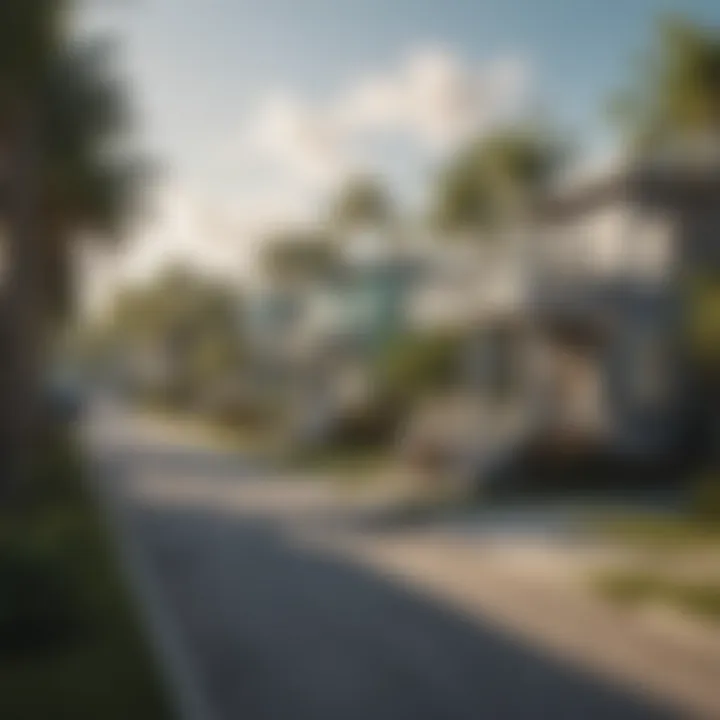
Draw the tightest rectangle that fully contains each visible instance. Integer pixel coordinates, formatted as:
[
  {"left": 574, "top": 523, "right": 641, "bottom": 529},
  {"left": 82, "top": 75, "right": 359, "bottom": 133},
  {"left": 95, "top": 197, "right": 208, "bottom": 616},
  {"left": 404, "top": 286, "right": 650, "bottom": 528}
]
[{"left": 81, "top": 0, "right": 720, "bottom": 293}]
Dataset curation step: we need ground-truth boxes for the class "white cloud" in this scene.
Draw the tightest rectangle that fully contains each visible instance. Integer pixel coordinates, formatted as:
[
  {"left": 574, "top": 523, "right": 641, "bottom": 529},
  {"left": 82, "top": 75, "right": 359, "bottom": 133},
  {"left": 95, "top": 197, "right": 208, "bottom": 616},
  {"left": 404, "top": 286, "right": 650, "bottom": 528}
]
[
  {"left": 80, "top": 184, "right": 245, "bottom": 315},
  {"left": 80, "top": 177, "right": 325, "bottom": 315},
  {"left": 239, "top": 46, "right": 530, "bottom": 190},
  {"left": 94, "top": 45, "right": 532, "bottom": 300},
  {"left": 247, "top": 94, "right": 350, "bottom": 187},
  {"left": 344, "top": 46, "right": 529, "bottom": 151},
  {"left": 337, "top": 47, "right": 527, "bottom": 151}
]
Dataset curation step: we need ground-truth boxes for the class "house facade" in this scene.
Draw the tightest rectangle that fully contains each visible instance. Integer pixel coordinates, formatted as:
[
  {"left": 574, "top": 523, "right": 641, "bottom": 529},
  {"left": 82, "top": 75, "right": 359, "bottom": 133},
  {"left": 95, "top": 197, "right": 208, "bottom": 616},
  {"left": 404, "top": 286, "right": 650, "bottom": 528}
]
[
  {"left": 406, "top": 161, "right": 720, "bottom": 481},
  {"left": 504, "top": 163, "right": 720, "bottom": 459},
  {"left": 245, "top": 162, "right": 719, "bottom": 466}
]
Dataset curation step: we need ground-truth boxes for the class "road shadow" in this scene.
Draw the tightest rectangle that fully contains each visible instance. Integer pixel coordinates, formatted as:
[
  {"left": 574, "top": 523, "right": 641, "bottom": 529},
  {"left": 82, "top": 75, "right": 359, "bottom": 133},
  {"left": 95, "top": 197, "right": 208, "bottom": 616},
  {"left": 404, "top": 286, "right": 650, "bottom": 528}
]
[{"left": 108, "top": 450, "right": 679, "bottom": 720}]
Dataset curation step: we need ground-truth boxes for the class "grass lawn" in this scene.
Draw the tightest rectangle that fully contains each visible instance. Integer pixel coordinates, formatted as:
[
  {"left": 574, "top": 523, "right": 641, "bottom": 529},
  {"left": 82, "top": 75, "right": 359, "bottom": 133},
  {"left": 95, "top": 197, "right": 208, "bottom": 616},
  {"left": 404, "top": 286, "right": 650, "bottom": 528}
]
[
  {"left": 0, "top": 439, "right": 174, "bottom": 720},
  {"left": 592, "top": 508, "right": 720, "bottom": 624},
  {"left": 286, "top": 445, "right": 391, "bottom": 479},
  {"left": 594, "top": 570, "right": 720, "bottom": 622},
  {"left": 141, "top": 405, "right": 279, "bottom": 456},
  {"left": 597, "top": 512, "right": 720, "bottom": 550}
]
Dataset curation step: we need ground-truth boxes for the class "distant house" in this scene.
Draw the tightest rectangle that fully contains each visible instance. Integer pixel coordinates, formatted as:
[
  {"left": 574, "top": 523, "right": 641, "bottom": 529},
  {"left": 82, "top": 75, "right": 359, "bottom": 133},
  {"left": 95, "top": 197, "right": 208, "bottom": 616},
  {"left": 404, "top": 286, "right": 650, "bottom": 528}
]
[
  {"left": 402, "top": 161, "right": 720, "bottom": 483},
  {"left": 497, "top": 161, "right": 720, "bottom": 459},
  {"left": 246, "top": 163, "right": 720, "bottom": 466},
  {"left": 244, "top": 243, "right": 412, "bottom": 443}
]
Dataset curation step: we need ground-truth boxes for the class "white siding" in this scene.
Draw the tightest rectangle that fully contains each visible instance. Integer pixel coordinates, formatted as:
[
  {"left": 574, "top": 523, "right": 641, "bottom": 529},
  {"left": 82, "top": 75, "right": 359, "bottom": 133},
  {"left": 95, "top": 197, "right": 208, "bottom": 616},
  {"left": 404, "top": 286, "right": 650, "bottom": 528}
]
[{"left": 540, "top": 203, "right": 673, "bottom": 282}]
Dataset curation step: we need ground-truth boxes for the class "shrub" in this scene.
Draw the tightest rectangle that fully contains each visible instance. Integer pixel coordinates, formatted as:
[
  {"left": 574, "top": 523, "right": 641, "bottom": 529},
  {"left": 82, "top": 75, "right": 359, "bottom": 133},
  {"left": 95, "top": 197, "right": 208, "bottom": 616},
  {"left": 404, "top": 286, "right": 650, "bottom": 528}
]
[
  {"left": 595, "top": 570, "right": 720, "bottom": 622},
  {"left": 0, "top": 437, "right": 87, "bottom": 658},
  {"left": 376, "top": 331, "right": 463, "bottom": 409},
  {"left": 31, "top": 435, "right": 86, "bottom": 506},
  {"left": 690, "top": 472, "right": 720, "bottom": 522},
  {"left": 329, "top": 396, "right": 403, "bottom": 450},
  {"left": 672, "top": 582, "right": 720, "bottom": 620},
  {"left": 593, "top": 572, "right": 660, "bottom": 605},
  {"left": 0, "top": 539, "right": 83, "bottom": 657}
]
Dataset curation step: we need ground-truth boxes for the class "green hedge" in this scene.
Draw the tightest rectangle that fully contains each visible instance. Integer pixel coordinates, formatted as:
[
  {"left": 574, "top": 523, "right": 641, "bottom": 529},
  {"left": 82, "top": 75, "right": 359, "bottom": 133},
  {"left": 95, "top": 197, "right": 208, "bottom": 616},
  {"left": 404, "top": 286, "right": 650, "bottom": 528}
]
[{"left": 0, "top": 439, "right": 173, "bottom": 720}]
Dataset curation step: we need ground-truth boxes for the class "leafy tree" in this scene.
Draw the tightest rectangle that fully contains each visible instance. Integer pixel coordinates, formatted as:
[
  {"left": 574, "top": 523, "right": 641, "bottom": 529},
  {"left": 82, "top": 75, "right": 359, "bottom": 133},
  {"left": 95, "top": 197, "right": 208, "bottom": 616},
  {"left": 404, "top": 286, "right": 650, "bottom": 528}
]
[
  {"left": 0, "top": 1, "right": 67, "bottom": 493},
  {"left": 330, "top": 176, "right": 393, "bottom": 234},
  {"left": 0, "top": 2, "right": 143, "bottom": 495},
  {"left": 610, "top": 16, "right": 720, "bottom": 153},
  {"left": 433, "top": 126, "right": 566, "bottom": 237},
  {"left": 262, "top": 230, "right": 337, "bottom": 286},
  {"left": 105, "top": 268, "right": 244, "bottom": 409},
  {"left": 687, "top": 273, "right": 720, "bottom": 375},
  {"left": 614, "top": 18, "right": 720, "bottom": 483},
  {"left": 685, "top": 273, "right": 720, "bottom": 476},
  {"left": 40, "top": 40, "right": 144, "bottom": 325},
  {"left": 376, "top": 331, "right": 463, "bottom": 409}
]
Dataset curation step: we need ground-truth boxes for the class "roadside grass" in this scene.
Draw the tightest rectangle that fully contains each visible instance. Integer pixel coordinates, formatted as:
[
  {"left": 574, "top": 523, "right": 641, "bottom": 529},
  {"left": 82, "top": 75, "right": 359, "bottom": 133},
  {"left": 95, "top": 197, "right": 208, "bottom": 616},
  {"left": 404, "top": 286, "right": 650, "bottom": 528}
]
[
  {"left": 140, "top": 405, "right": 279, "bottom": 456},
  {"left": 285, "top": 445, "right": 391, "bottom": 480},
  {"left": 593, "top": 570, "right": 720, "bottom": 623},
  {"left": 0, "top": 438, "right": 173, "bottom": 720},
  {"left": 598, "top": 515, "right": 720, "bottom": 550},
  {"left": 139, "top": 404, "right": 396, "bottom": 485},
  {"left": 590, "top": 487, "right": 720, "bottom": 624}
]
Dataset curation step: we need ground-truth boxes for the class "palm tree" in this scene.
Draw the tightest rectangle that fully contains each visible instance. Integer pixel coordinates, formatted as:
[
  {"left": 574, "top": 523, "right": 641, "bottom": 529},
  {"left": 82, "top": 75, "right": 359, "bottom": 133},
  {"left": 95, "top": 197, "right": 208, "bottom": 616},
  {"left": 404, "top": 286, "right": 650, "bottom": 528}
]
[
  {"left": 40, "top": 39, "right": 142, "bottom": 325},
  {"left": 262, "top": 230, "right": 338, "bottom": 287},
  {"left": 0, "top": 1, "right": 141, "bottom": 495},
  {"left": 330, "top": 175, "right": 393, "bottom": 236},
  {"left": 0, "top": 1, "right": 68, "bottom": 494},
  {"left": 432, "top": 126, "right": 565, "bottom": 239},
  {"left": 612, "top": 18, "right": 720, "bottom": 480},
  {"left": 610, "top": 16, "right": 720, "bottom": 154},
  {"left": 105, "top": 268, "right": 243, "bottom": 409}
]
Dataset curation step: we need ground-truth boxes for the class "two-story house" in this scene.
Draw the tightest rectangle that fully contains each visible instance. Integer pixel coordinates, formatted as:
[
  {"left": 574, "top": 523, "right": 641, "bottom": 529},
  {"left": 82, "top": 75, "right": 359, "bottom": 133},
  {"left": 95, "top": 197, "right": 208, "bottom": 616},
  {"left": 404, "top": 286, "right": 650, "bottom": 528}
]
[{"left": 514, "top": 160, "right": 720, "bottom": 460}]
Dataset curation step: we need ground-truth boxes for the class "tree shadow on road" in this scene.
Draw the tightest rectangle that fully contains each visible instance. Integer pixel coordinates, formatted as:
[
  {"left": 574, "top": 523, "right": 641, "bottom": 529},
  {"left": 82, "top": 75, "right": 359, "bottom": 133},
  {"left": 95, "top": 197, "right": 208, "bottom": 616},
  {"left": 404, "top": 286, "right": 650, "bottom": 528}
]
[{"left": 110, "top": 448, "right": 679, "bottom": 720}]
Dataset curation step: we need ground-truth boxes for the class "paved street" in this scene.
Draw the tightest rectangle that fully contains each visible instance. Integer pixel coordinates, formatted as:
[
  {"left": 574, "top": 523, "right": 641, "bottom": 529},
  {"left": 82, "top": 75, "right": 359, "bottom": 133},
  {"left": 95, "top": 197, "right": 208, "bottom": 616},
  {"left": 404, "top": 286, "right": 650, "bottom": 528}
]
[{"left": 86, "top": 406, "right": 675, "bottom": 720}]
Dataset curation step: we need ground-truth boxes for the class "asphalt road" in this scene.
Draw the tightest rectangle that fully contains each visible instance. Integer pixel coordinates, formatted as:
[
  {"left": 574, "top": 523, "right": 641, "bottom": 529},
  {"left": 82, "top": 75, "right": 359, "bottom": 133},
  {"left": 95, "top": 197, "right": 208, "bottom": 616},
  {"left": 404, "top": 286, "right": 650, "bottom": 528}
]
[{"left": 87, "top": 406, "right": 676, "bottom": 720}]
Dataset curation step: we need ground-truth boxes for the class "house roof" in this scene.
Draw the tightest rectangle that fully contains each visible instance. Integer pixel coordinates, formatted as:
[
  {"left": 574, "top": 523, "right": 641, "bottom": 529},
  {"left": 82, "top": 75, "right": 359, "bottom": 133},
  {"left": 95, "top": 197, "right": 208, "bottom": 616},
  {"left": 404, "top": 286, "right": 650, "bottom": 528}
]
[{"left": 537, "top": 157, "right": 720, "bottom": 221}]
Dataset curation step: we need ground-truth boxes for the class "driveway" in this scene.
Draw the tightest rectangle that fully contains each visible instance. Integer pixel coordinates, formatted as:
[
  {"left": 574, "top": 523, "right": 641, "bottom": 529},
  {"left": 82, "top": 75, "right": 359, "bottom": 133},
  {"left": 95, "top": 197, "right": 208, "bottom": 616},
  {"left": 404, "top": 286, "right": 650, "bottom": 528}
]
[{"left": 86, "top": 405, "right": 676, "bottom": 720}]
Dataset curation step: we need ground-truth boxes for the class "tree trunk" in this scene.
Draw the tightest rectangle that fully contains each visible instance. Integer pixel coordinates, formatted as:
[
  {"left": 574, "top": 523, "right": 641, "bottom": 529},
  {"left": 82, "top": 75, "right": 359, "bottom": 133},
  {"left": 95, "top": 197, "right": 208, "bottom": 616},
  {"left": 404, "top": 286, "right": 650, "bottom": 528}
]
[{"left": 0, "top": 112, "right": 45, "bottom": 503}]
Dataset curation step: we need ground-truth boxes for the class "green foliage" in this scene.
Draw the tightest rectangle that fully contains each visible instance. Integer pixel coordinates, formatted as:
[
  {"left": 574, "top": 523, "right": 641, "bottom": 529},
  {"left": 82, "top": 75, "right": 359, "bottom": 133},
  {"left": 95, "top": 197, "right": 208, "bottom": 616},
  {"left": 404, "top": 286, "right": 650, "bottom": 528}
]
[
  {"left": 105, "top": 267, "right": 244, "bottom": 409},
  {"left": 377, "top": 331, "right": 463, "bottom": 407},
  {"left": 0, "top": 438, "right": 172, "bottom": 718},
  {"left": 289, "top": 444, "right": 389, "bottom": 481},
  {"left": 330, "top": 397, "right": 404, "bottom": 450},
  {"left": 0, "top": 2, "right": 145, "bottom": 324},
  {"left": 0, "top": 2, "right": 145, "bottom": 499},
  {"left": 210, "top": 397, "right": 277, "bottom": 429},
  {"left": 0, "top": 538, "right": 82, "bottom": 657},
  {"left": 594, "top": 572, "right": 662, "bottom": 605},
  {"left": 601, "top": 514, "right": 720, "bottom": 549},
  {"left": 686, "top": 273, "right": 720, "bottom": 378},
  {"left": 0, "top": 438, "right": 86, "bottom": 658},
  {"left": 263, "top": 232, "right": 338, "bottom": 284},
  {"left": 671, "top": 582, "right": 720, "bottom": 619},
  {"left": 595, "top": 571, "right": 720, "bottom": 622},
  {"left": 610, "top": 16, "right": 720, "bottom": 151},
  {"left": 331, "top": 175, "right": 393, "bottom": 231},
  {"left": 691, "top": 473, "right": 720, "bottom": 522},
  {"left": 433, "top": 126, "right": 566, "bottom": 235},
  {"left": 0, "top": 1, "right": 70, "bottom": 94}
]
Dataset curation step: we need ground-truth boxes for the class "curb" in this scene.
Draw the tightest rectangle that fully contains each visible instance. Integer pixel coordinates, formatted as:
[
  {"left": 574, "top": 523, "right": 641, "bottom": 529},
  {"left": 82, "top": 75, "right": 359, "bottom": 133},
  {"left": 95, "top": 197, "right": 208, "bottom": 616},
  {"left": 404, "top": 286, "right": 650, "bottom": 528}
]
[{"left": 89, "top": 452, "right": 219, "bottom": 720}]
